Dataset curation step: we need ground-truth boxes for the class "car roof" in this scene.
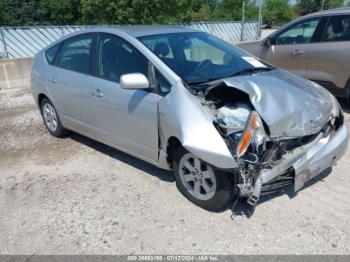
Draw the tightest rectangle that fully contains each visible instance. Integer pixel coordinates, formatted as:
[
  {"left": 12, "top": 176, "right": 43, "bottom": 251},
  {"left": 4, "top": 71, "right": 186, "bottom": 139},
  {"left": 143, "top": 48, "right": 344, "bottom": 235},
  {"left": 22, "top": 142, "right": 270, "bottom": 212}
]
[
  {"left": 80, "top": 25, "right": 199, "bottom": 38},
  {"left": 298, "top": 7, "right": 350, "bottom": 20}
]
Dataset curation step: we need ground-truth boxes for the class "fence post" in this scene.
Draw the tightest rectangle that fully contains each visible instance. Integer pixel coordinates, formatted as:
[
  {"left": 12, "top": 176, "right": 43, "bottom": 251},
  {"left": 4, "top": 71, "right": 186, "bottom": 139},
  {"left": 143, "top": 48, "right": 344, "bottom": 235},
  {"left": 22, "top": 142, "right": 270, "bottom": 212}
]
[
  {"left": 257, "top": 0, "right": 263, "bottom": 39},
  {"left": 240, "top": 1, "right": 245, "bottom": 42},
  {"left": 0, "top": 28, "right": 9, "bottom": 58}
]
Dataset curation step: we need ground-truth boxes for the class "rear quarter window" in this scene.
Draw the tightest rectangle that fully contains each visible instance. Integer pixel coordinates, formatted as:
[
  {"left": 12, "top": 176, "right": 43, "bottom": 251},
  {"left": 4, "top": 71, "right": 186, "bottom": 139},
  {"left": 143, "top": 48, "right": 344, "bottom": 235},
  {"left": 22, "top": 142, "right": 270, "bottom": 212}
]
[{"left": 45, "top": 44, "right": 60, "bottom": 65}]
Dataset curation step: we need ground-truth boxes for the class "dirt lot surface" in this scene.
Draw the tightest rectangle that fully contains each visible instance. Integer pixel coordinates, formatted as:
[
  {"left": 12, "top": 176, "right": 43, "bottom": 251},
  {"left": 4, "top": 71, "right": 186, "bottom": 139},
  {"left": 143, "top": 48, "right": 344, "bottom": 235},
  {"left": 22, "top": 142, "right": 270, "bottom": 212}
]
[{"left": 1, "top": 85, "right": 350, "bottom": 255}]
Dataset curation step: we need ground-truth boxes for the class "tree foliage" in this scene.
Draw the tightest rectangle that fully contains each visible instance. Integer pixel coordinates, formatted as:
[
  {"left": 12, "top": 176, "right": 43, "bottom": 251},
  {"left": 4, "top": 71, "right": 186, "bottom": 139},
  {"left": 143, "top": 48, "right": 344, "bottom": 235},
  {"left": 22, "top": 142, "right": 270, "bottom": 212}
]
[
  {"left": 296, "top": 0, "right": 348, "bottom": 16},
  {"left": 0, "top": 0, "right": 296, "bottom": 27},
  {"left": 263, "top": 0, "right": 295, "bottom": 28},
  {"left": 40, "top": 0, "right": 81, "bottom": 25}
]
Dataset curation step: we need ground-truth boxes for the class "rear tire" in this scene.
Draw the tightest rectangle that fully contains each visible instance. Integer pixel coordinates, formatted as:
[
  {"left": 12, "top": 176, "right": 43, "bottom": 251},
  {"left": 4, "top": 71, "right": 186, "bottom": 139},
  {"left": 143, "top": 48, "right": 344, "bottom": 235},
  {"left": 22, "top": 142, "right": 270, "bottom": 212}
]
[
  {"left": 40, "top": 98, "right": 68, "bottom": 137},
  {"left": 173, "top": 147, "right": 235, "bottom": 211}
]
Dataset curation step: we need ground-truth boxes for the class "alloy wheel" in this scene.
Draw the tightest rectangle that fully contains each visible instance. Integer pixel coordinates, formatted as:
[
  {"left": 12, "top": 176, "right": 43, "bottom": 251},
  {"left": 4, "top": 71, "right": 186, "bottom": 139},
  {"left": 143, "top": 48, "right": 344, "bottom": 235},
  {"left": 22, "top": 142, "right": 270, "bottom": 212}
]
[{"left": 178, "top": 153, "right": 217, "bottom": 201}]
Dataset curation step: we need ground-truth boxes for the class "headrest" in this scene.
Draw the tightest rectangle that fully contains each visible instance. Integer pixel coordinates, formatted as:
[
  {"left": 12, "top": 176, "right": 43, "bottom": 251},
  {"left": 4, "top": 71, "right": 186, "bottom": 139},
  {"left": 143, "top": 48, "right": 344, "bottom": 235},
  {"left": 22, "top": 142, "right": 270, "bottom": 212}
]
[
  {"left": 153, "top": 42, "right": 170, "bottom": 57},
  {"left": 333, "top": 19, "right": 344, "bottom": 34}
]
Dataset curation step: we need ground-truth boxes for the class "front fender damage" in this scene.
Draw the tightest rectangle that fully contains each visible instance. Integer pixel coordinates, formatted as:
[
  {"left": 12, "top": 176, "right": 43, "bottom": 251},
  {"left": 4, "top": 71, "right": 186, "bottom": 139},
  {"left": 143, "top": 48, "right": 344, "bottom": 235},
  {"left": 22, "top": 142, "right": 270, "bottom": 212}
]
[{"left": 158, "top": 81, "right": 237, "bottom": 170}]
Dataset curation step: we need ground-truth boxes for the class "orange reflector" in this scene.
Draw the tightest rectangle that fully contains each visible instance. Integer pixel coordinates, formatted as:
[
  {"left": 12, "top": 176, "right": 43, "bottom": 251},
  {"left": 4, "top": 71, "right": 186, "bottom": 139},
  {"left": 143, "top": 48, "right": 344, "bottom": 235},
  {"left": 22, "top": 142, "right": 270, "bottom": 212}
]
[
  {"left": 250, "top": 114, "right": 258, "bottom": 130},
  {"left": 238, "top": 130, "right": 252, "bottom": 156}
]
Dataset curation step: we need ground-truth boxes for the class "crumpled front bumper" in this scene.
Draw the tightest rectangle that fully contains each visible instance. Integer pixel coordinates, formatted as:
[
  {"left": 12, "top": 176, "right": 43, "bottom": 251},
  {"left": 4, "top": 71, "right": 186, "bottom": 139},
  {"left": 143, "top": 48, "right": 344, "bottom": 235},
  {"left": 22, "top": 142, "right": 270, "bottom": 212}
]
[{"left": 254, "top": 122, "right": 349, "bottom": 198}]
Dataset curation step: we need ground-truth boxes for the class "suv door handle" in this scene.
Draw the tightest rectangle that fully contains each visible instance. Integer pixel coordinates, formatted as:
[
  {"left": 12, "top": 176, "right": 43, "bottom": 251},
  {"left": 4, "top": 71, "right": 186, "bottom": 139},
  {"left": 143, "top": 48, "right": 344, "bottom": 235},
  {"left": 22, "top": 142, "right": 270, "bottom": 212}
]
[
  {"left": 91, "top": 88, "right": 104, "bottom": 99},
  {"left": 292, "top": 49, "right": 304, "bottom": 56},
  {"left": 48, "top": 78, "right": 56, "bottom": 84}
]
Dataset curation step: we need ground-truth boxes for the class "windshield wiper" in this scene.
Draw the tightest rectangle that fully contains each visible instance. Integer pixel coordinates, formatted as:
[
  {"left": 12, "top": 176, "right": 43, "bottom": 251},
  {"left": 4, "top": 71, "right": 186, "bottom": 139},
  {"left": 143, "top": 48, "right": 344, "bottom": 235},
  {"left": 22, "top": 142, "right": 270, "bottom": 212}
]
[
  {"left": 187, "top": 78, "right": 221, "bottom": 86},
  {"left": 228, "top": 67, "right": 273, "bottom": 78}
]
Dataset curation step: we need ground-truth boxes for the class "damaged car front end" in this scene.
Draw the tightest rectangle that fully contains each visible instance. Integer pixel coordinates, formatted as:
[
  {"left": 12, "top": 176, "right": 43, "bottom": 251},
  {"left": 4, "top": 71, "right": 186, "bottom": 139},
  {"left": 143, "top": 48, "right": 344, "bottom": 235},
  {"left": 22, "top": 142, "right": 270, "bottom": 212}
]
[
  {"left": 188, "top": 70, "right": 348, "bottom": 210},
  {"left": 139, "top": 30, "right": 348, "bottom": 212}
]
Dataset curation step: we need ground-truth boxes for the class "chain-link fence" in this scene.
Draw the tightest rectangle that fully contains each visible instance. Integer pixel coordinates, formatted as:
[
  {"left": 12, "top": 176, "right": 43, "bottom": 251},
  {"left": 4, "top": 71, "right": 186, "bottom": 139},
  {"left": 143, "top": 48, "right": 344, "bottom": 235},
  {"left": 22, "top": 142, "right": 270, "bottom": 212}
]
[{"left": 0, "top": 21, "right": 260, "bottom": 59}]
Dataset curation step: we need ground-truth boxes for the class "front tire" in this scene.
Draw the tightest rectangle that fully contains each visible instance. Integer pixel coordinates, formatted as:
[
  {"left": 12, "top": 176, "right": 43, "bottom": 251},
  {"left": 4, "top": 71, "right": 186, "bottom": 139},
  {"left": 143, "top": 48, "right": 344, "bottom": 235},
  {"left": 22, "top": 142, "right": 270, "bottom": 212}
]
[
  {"left": 40, "top": 98, "right": 68, "bottom": 137},
  {"left": 173, "top": 147, "right": 235, "bottom": 211}
]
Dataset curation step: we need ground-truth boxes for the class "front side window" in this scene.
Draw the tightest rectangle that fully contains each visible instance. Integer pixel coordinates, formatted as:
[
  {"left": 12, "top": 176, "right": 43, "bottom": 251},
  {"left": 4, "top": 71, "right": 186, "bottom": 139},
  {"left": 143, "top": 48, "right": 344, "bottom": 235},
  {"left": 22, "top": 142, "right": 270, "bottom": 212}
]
[
  {"left": 322, "top": 15, "right": 350, "bottom": 42},
  {"left": 275, "top": 18, "right": 321, "bottom": 45},
  {"left": 139, "top": 32, "right": 261, "bottom": 85},
  {"left": 156, "top": 71, "right": 171, "bottom": 94},
  {"left": 96, "top": 34, "right": 148, "bottom": 83},
  {"left": 57, "top": 34, "right": 94, "bottom": 74}
]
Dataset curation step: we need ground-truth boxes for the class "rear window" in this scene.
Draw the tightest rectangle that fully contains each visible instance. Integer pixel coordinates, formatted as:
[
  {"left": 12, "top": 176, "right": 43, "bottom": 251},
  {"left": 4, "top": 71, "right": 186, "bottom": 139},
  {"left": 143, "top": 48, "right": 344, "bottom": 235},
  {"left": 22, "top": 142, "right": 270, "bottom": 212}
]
[
  {"left": 45, "top": 44, "right": 60, "bottom": 65},
  {"left": 57, "top": 34, "right": 94, "bottom": 74}
]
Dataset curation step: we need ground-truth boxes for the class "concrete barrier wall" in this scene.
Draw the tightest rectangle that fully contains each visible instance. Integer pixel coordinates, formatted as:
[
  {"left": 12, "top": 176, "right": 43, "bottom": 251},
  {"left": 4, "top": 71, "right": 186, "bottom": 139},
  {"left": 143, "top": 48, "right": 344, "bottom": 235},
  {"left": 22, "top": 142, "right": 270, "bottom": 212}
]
[{"left": 0, "top": 58, "right": 32, "bottom": 89}]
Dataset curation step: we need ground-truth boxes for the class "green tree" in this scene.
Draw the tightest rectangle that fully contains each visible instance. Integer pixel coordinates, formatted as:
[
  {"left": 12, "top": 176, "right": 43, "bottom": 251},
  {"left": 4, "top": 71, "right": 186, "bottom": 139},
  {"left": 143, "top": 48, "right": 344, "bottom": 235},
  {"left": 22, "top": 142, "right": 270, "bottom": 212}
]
[
  {"left": 39, "top": 0, "right": 81, "bottom": 25},
  {"left": 211, "top": 0, "right": 243, "bottom": 20},
  {"left": 80, "top": 0, "right": 221, "bottom": 24},
  {"left": 0, "top": 0, "right": 41, "bottom": 26},
  {"left": 81, "top": 0, "right": 181, "bottom": 24},
  {"left": 296, "top": 0, "right": 346, "bottom": 16},
  {"left": 263, "top": 0, "right": 294, "bottom": 28},
  {"left": 0, "top": 0, "right": 11, "bottom": 25}
]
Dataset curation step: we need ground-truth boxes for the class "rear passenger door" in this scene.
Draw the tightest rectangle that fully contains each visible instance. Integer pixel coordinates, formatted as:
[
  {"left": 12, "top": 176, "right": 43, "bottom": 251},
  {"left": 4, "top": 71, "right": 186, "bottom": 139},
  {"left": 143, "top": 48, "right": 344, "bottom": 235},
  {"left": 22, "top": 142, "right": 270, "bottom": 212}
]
[
  {"left": 306, "top": 15, "right": 350, "bottom": 95},
  {"left": 48, "top": 33, "right": 97, "bottom": 133}
]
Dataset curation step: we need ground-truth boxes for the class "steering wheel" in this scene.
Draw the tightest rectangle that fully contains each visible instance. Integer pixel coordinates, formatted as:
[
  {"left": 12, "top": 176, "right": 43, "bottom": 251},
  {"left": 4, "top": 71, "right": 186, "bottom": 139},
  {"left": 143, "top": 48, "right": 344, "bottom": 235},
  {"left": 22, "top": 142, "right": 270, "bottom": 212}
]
[{"left": 197, "top": 59, "right": 213, "bottom": 69}]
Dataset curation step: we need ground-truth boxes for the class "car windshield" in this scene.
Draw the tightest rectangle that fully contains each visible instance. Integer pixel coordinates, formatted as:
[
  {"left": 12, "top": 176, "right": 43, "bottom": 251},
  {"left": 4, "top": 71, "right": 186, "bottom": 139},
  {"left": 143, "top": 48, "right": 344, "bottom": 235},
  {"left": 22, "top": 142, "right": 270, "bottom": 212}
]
[{"left": 139, "top": 32, "right": 271, "bottom": 85}]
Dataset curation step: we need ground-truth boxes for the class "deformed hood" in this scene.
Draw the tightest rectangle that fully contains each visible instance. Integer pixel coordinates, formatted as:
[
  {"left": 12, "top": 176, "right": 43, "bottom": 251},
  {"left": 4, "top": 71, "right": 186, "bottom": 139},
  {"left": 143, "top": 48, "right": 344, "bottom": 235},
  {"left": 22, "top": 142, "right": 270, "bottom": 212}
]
[{"left": 223, "top": 69, "right": 334, "bottom": 138}]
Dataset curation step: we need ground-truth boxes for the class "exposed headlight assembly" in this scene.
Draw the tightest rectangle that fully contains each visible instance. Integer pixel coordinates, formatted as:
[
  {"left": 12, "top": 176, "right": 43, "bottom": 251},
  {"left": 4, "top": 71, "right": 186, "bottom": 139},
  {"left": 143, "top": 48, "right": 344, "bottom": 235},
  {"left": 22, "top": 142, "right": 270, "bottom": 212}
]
[{"left": 236, "top": 111, "right": 266, "bottom": 159}]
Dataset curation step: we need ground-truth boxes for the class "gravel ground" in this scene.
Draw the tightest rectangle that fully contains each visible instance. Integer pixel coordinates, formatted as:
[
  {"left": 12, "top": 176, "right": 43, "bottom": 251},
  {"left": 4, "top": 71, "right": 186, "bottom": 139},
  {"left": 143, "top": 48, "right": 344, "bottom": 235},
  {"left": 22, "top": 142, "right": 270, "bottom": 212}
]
[{"left": 0, "top": 85, "right": 350, "bottom": 255}]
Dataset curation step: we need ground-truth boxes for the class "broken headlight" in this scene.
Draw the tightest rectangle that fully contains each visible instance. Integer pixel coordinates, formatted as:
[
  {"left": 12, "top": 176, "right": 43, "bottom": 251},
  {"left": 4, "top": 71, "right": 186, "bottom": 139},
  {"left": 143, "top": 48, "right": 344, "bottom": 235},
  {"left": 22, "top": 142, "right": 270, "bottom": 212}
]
[
  {"left": 216, "top": 106, "right": 251, "bottom": 134},
  {"left": 236, "top": 111, "right": 266, "bottom": 159}
]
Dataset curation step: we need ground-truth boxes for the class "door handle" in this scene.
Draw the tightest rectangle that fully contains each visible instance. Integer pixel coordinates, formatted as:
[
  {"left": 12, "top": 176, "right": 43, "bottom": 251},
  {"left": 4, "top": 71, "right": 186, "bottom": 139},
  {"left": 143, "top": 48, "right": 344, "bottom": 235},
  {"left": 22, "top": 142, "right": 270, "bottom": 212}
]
[
  {"left": 48, "top": 78, "right": 56, "bottom": 84},
  {"left": 291, "top": 49, "right": 304, "bottom": 56},
  {"left": 91, "top": 88, "right": 104, "bottom": 99}
]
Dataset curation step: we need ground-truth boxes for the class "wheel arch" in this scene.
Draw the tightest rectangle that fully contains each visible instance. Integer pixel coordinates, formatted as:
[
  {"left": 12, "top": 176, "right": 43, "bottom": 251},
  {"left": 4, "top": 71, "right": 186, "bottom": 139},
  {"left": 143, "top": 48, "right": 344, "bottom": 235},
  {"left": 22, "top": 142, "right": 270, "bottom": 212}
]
[
  {"left": 166, "top": 136, "right": 182, "bottom": 168},
  {"left": 38, "top": 93, "right": 49, "bottom": 107}
]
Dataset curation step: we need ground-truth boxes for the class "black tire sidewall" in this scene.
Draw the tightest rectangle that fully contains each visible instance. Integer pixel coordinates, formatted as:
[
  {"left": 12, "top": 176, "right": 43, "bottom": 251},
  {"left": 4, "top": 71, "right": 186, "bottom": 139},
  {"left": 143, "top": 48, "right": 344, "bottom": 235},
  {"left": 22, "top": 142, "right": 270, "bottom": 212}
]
[
  {"left": 173, "top": 147, "right": 234, "bottom": 212},
  {"left": 40, "top": 98, "right": 67, "bottom": 137}
]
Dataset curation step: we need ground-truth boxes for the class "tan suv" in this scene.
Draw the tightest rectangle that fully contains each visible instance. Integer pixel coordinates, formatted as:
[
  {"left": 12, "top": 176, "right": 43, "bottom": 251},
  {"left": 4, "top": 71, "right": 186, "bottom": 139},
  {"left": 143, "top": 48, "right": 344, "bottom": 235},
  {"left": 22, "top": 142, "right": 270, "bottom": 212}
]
[{"left": 237, "top": 8, "right": 350, "bottom": 98}]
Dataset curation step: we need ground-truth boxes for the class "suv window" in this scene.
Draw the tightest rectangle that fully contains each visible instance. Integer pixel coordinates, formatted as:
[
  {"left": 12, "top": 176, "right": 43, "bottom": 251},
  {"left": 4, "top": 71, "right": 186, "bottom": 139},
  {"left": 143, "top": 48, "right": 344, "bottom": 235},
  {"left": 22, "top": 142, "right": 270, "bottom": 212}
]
[
  {"left": 96, "top": 34, "right": 148, "bottom": 83},
  {"left": 57, "top": 34, "right": 94, "bottom": 74},
  {"left": 275, "top": 18, "right": 321, "bottom": 45},
  {"left": 45, "top": 43, "right": 60, "bottom": 65},
  {"left": 322, "top": 15, "right": 350, "bottom": 42}
]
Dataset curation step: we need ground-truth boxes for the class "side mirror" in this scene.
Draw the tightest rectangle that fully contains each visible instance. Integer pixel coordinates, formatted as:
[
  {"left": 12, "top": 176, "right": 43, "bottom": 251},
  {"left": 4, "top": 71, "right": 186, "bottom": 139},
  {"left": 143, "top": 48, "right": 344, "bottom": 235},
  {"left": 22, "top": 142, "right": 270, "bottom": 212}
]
[
  {"left": 120, "top": 73, "right": 150, "bottom": 90},
  {"left": 263, "top": 37, "right": 274, "bottom": 47}
]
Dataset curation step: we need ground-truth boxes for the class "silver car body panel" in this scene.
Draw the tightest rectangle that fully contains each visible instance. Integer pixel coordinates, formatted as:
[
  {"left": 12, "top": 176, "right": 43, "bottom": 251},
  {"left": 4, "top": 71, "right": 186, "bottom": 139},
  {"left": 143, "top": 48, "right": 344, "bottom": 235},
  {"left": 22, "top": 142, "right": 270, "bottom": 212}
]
[{"left": 158, "top": 81, "right": 237, "bottom": 169}]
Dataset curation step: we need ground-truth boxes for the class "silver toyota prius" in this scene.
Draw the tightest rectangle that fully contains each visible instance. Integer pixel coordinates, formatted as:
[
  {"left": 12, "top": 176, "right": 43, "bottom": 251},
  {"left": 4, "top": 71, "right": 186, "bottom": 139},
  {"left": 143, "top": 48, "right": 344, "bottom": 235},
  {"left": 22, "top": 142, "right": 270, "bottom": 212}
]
[{"left": 31, "top": 26, "right": 349, "bottom": 212}]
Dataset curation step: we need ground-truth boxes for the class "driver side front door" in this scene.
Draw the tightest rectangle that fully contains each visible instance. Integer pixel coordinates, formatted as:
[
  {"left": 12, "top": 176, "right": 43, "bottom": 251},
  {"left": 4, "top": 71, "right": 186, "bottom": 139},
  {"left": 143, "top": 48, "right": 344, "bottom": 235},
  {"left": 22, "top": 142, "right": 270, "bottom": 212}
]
[{"left": 89, "top": 33, "right": 159, "bottom": 162}]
